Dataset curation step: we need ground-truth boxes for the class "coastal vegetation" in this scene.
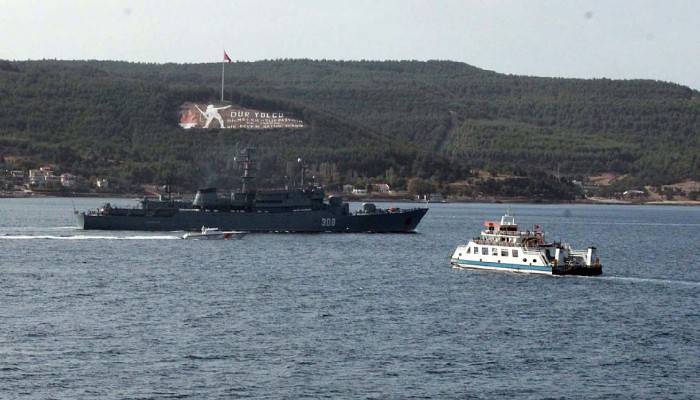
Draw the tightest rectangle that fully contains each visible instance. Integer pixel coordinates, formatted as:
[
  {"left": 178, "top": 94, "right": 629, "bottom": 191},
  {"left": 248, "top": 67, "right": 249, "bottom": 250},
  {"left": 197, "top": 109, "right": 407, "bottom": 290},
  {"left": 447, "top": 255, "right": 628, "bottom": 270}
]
[{"left": 0, "top": 59, "right": 698, "bottom": 199}]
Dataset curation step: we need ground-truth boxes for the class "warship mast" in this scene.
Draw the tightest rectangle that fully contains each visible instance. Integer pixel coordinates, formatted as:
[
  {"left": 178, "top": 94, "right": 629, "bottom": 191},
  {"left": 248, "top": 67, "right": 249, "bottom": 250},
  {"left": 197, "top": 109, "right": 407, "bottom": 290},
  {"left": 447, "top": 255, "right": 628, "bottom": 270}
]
[{"left": 236, "top": 147, "right": 256, "bottom": 207}]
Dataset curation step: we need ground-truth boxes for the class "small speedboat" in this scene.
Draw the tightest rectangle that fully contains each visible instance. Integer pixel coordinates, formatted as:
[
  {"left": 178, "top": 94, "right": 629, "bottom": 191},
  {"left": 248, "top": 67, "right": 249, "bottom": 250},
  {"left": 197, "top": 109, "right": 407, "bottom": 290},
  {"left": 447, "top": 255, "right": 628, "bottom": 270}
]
[{"left": 182, "top": 226, "right": 246, "bottom": 240}]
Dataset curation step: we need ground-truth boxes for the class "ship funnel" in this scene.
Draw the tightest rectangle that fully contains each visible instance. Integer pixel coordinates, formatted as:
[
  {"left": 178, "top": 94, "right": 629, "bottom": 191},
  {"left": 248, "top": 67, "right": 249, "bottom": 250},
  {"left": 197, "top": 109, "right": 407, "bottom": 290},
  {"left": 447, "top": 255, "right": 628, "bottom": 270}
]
[
  {"left": 193, "top": 188, "right": 218, "bottom": 209},
  {"left": 328, "top": 196, "right": 343, "bottom": 207},
  {"left": 362, "top": 203, "right": 377, "bottom": 213}
]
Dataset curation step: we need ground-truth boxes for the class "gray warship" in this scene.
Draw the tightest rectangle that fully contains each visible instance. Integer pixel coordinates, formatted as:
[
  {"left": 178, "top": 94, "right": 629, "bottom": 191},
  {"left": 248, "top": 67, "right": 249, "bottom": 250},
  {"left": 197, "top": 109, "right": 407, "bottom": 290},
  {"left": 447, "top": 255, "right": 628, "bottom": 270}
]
[{"left": 76, "top": 149, "right": 428, "bottom": 233}]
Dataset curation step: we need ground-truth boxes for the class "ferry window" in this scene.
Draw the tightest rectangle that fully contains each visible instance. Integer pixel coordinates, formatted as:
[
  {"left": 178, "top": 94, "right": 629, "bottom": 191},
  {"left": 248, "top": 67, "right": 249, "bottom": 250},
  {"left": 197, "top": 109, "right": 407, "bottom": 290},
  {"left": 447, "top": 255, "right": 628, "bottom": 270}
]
[
  {"left": 532, "top": 259, "right": 537, "bottom": 263},
  {"left": 466, "top": 247, "right": 471, "bottom": 254},
  {"left": 512, "top": 250, "right": 518, "bottom": 257},
  {"left": 501, "top": 249, "right": 508, "bottom": 256},
  {"left": 492, "top": 248, "right": 498, "bottom": 256},
  {"left": 482, "top": 247, "right": 488, "bottom": 255},
  {"left": 474, "top": 247, "right": 479, "bottom": 254}
]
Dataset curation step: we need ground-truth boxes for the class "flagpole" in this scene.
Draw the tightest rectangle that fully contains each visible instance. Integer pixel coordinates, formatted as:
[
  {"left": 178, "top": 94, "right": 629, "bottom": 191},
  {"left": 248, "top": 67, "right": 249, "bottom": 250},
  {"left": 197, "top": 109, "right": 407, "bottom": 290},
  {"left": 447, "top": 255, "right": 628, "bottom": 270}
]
[{"left": 221, "top": 58, "right": 225, "bottom": 102}]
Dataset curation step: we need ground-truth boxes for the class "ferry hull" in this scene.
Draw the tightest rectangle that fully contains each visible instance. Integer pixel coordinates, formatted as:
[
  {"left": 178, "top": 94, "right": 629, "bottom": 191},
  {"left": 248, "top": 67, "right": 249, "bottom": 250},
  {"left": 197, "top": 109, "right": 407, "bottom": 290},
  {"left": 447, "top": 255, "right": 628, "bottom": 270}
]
[
  {"left": 450, "top": 259, "right": 552, "bottom": 275},
  {"left": 552, "top": 264, "right": 603, "bottom": 276},
  {"left": 76, "top": 208, "right": 428, "bottom": 233},
  {"left": 450, "top": 259, "right": 602, "bottom": 276}
]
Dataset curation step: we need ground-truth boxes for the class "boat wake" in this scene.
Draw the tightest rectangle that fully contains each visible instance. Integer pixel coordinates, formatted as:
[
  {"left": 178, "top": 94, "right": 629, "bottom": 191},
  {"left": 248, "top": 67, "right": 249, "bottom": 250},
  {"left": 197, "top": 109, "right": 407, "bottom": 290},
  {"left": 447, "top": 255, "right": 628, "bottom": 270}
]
[
  {"left": 0, "top": 226, "right": 79, "bottom": 231},
  {"left": 0, "top": 234, "right": 181, "bottom": 240},
  {"left": 564, "top": 221, "right": 700, "bottom": 227},
  {"left": 596, "top": 275, "right": 700, "bottom": 287},
  {"left": 452, "top": 266, "right": 699, "bottom": 287}
]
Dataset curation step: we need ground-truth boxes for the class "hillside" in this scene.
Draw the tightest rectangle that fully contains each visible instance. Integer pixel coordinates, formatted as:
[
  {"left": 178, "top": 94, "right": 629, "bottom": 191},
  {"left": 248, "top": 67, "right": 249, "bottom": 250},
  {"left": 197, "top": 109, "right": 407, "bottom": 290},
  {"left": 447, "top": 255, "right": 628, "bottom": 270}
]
[{"left": 0, "top": 59, "right": 698, "bottom": 196}]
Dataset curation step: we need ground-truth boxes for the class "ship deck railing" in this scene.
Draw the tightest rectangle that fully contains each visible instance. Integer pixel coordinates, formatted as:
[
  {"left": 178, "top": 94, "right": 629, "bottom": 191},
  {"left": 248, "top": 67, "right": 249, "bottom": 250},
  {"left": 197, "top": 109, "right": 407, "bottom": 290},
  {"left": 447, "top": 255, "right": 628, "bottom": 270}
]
[
  {"left": 472, "top": 238, "right": 526, "bottom": 247},
  {"left": 471, "top": 238, "right": 563, "bottom": 249},
  {"left": 353, "top": 207, "right": 424, "bottom": 215},
  {"left": 481, "top": 230, "right": 544, "bottom": 237}
]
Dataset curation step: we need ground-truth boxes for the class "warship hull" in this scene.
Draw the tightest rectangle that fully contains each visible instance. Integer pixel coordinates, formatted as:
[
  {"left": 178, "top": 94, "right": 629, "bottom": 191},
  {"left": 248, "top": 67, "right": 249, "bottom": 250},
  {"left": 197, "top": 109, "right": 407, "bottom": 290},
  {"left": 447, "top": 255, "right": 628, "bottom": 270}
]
[{"left": 76, "top": 208, "right": 428, "bottom": 233}]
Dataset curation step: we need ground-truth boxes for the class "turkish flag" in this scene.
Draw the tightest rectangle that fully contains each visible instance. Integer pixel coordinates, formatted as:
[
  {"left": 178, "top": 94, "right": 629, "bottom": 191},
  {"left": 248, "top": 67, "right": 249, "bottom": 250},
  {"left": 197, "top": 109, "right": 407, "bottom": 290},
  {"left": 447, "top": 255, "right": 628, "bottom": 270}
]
[{"left": 224, "top": 51, "right": 232, "bottom": 63}]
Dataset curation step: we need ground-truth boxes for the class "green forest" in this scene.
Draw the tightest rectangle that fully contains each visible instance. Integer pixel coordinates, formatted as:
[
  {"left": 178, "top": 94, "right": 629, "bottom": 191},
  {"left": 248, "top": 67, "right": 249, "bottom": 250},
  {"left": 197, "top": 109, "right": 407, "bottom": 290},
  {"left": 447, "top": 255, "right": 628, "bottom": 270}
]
[{"left": 0, "top": 59, "right": 698, "bottom": 198}]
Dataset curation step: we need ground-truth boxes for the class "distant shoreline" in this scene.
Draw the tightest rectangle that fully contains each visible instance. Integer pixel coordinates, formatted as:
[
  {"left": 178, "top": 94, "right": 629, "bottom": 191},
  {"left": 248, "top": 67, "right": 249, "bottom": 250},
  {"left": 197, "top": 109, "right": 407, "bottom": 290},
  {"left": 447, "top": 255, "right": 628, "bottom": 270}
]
[
  {"left": 0, "top": 191, "right": 141, "bottom": 199},
  {"left": 354, "top": 197, "right": 700, "bottom": 206},
  {"left": 2, "top": 190, "right": 698, "bottom": 206}
]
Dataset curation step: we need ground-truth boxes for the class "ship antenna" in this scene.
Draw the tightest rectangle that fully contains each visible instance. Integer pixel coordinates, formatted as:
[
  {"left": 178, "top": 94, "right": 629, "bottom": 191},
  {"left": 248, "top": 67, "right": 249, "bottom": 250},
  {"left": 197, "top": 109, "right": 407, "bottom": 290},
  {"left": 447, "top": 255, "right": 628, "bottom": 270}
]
[
  {"left": 237, "top": 147, "right": 256, "bottom": 195},
  {"left": 166, "top": 177, "right": 172, "bottom": 202},
  {"left": 298, "top": 157, "right": 304, "bottom": 188}
]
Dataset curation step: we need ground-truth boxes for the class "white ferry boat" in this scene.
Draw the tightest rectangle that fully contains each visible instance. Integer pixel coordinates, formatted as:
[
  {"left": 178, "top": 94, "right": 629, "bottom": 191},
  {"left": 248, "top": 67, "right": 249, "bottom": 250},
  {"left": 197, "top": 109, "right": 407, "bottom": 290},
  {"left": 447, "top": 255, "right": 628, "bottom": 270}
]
[{"left": 450, "top": 213, "right": 602, "bottom": 276}]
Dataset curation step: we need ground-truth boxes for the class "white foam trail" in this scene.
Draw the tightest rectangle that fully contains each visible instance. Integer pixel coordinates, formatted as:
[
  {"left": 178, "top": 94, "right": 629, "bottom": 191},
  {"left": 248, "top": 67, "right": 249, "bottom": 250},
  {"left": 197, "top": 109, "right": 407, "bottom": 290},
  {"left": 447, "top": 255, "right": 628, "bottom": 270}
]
[
  {"left": 0, "top": 226, "right": 79, "bottom": 231},
  {"left": 597, "top": 275, "right": 700, "bottom": 287},
  {"left": 454, "top": 267, "right": 700, "bottom": 287},
  {"left": 0, "top": 235, "right": 181, "bottom": 240},
  {"left": 561, "top": 221, "right": 700, "bottom": 227}
]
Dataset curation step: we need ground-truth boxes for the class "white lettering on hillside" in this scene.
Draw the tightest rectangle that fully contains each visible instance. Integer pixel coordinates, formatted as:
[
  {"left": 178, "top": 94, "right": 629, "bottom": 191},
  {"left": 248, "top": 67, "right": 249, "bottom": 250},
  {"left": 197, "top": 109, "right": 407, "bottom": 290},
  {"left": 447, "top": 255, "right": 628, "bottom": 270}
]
[{"left": 179, "top": 102, "right": 305, "bottom": 130}]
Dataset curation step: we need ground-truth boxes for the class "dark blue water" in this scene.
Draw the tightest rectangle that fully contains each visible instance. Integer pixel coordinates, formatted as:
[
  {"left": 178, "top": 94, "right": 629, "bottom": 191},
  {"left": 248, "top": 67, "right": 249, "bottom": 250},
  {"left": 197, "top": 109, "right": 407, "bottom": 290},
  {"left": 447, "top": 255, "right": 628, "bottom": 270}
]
[{"left": 1, "top": 198, "right": 698, "bottom": 399}]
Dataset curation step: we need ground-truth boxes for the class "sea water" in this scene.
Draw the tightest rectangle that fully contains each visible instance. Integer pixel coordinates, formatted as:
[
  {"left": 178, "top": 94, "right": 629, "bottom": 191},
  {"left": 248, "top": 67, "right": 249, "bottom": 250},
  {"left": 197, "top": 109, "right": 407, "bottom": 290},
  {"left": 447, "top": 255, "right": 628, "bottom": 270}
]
[{"left": 1, "top": 198, "right": 698, "bottom": 399}]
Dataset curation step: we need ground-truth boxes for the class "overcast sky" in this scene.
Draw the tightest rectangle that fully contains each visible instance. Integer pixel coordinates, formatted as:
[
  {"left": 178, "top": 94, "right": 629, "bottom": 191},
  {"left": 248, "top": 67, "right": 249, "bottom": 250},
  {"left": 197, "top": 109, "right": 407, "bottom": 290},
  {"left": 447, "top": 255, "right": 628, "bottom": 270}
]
[{"left": 1, "top": 0, "right": 698, "bottom": 89}]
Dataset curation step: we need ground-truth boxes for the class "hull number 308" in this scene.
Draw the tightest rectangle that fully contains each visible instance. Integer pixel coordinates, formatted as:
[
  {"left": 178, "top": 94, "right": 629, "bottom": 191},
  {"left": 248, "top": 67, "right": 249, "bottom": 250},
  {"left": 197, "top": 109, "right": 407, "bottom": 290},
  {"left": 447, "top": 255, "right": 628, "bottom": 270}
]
[{"left": 321, "top": 217, "right": 336, "bottom": 227}]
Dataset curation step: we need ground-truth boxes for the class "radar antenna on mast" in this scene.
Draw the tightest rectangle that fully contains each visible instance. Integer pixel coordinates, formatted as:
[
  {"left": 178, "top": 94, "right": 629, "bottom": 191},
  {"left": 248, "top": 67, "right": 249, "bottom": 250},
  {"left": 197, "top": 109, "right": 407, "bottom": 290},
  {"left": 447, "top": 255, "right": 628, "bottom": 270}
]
[
  {"left": 236, "top": 147, "right": 256, "bottom": 195},
  {"left": 298, "top": 157, "right": 305, "bottom": 188}
]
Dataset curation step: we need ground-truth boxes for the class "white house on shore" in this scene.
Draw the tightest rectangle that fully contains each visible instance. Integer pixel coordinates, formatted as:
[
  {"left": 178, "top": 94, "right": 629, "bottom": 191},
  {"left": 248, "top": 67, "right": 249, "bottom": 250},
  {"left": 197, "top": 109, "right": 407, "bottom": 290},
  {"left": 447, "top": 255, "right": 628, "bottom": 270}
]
[
  {"left": 372, "top": 183, "right": 391, "bottom": 193},
  {"left": 96, "top": 178, "right": 109, "bottom": 190},
  {"left": 622, "top": 189, "right": 645, "bottom": 198},
  {"left": 60, "top": 173, "right": 77, "bottom": 188},
  {"left": 28, "top": 167, "right": 60, "bottom": 189}
]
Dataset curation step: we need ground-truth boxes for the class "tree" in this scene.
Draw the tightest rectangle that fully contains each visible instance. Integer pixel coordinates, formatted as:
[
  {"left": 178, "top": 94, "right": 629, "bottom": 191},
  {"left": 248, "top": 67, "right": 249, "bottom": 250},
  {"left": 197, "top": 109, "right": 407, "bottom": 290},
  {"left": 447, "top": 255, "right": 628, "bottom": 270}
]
[{"left": 407, "top": 178, "right": 434, "bottom": 196}]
